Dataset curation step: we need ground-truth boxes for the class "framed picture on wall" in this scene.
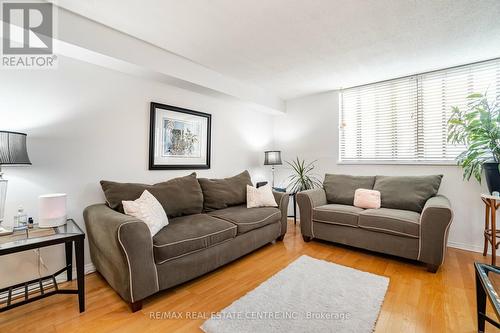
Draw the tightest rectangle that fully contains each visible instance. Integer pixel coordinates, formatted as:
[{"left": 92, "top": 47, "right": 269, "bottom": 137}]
[{"left": 149, "top": 102, "right": 211, "bottom": 170}]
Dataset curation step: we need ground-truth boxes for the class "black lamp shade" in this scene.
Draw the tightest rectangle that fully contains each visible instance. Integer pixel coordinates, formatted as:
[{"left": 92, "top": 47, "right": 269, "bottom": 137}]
[
  {"left": 0, "top": 131, "right": 31, "bottom": 165},
  {"left": 264, "top": 151, "right": 282, "bottom": 165}
]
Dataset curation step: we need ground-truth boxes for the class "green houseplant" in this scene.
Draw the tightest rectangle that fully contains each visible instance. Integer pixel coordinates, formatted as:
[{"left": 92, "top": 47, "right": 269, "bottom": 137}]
[
  {"left": 448, "top": 93, "right": 500, "bottom": 193},
  {"left": 286, "top": 157, "right": 322, "bottom": 193}
]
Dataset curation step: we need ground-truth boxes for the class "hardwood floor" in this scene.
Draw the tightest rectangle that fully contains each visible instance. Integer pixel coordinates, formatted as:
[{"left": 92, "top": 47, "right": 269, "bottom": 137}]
[{"left": 0, "top": 219, "right": 496, "bottom": 332}]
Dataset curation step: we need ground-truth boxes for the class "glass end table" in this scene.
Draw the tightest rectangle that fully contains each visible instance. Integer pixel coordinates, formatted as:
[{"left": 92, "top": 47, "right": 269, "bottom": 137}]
[
  {"left": 0, "top": 219, "right": 86, "bottom": 313},
  {"left": 475, "top": 262, "right": 500, "bottom": 332}
]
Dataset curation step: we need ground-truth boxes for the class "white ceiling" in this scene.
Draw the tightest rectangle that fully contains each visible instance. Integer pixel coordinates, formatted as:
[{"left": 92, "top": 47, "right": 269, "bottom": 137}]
[{"left": 55, "top": 0, "right": 500, "bottom": 100}]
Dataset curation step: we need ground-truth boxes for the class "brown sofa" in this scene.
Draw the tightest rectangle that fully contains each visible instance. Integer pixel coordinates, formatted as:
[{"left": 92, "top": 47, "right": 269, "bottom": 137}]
[
  {"left": 297, "top": 174, "right": 453, "bottom": 272},
  {"left": 84, "top": 171, "right": 289, "bottom": 311}
]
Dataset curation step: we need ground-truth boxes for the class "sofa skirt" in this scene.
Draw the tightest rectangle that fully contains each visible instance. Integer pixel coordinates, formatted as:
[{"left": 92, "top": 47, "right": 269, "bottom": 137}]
[
  {"left": 312, "top": 221, "right": 419, "bottom": 261},
  {"left": 156, "top": 221, "right": 281, "bottom": 290}
]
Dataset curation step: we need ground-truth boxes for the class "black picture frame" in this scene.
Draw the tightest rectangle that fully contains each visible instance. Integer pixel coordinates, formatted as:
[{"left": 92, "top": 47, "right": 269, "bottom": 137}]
[{"left": 149, "top": 102, "right": 211, "bottom": 170}]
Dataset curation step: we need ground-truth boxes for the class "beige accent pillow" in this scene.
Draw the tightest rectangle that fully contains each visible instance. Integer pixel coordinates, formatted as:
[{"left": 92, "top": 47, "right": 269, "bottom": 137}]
[
  {"left": 122, "top": 190, "right": 168, "bottom": 236},
  {"left": 353, "top": 188, "right": 381, "bottom": 209},
  {"left": 246, "top": 184, "right": 278, "bottom": 208}
]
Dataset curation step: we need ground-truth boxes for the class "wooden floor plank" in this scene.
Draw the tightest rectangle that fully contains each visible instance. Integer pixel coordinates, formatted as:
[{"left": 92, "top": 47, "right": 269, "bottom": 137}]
[{"left": 0, "top": 220, "right": 495, "bottom": 332}]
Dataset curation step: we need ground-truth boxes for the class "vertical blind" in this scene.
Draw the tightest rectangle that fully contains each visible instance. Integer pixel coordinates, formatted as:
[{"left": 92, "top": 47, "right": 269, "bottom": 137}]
[{"left": 339, "top": 58, "right": 500, "bottom": 163}]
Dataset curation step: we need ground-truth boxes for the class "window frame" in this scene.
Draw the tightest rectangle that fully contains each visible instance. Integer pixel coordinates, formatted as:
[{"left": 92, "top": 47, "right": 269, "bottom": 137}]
[{"left": 337, "top": 57, "right": 500, "bottom": 165}]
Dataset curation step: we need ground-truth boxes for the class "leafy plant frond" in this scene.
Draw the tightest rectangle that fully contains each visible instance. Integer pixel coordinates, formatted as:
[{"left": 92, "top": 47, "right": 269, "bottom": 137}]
[
  {"left": 285, "top": 157, "right": 322, "bottom": 193},
  {"left": 447, "top": 92, "right": 500, "bottom": 183}
]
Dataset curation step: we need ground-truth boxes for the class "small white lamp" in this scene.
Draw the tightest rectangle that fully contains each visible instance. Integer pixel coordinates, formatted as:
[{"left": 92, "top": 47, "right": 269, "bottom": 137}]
[{"left": 38, "top": 193, "right": 67, "bottom": 228}]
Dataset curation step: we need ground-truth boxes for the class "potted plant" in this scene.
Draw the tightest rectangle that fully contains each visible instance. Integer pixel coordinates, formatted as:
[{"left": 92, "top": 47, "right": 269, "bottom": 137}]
[
  {"left": 448, "top": 93, "right": 500, "bottom": 193},
  {"left": 286, "top": 157, "right": 322, "bottom": 193}
]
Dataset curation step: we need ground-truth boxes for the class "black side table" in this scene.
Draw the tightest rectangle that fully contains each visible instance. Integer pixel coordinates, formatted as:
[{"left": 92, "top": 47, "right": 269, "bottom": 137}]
[
  {"left": 272, "top": 187, "right": 297, "bottom": 224},
  {"left": 289, "top": 193, "right": 297, "bottom": 224},
  {"left": 475, "top": 262, "right": 500, "bottom": 332},
  {"left": 0, "top": 219, "right": 85, "bottom": 313}
]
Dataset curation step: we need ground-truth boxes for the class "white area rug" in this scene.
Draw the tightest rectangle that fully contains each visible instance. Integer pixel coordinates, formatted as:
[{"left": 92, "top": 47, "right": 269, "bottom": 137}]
[{"left": 201, "top": 255, "right": 389, "bottom": 333}]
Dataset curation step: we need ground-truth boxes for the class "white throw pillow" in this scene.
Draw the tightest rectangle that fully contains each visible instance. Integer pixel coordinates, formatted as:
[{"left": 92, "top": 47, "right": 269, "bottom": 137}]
[
  {"left": 122, "top": 190, "right": 168, "bottom": 236},
  {"left": 353, "top": 188, "right": 381, "bottom": 209},
  {"left": 246, "top": 184, "right": 278, "bottom": 208}
]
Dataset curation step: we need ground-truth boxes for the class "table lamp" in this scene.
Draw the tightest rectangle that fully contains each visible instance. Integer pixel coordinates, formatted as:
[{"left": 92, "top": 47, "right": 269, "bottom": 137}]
[
  {"left": 0, "top": 131, "right": 31, "bottom": 233},
  {"left": 264, "top": 150, "right": 282, "bottom": 187}
]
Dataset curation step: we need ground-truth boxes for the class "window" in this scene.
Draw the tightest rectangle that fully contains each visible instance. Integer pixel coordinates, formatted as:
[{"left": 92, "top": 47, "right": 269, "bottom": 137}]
[{"left": 339, "top": 58, "right": 500, "bottom": 164}]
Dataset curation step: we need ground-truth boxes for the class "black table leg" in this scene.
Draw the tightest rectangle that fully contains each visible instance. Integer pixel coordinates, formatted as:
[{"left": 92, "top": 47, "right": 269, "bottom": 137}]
[
  {"left": 476, "top": 269, "right": 487, "bottom": 333},
  {"left": 75, "top": 238, "right": 85, "bottom": 313},
  {"left": 293, "top": 195, "right": 297, "bottom": 225},
  {"left": 65, "top": 241, "right": 73, "bottom": 281}
]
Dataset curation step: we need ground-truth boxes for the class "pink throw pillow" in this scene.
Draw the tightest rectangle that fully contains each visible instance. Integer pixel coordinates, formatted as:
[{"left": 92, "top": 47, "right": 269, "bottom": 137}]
[{"left": 354, "top": 188, "right": 381, "bottom": 209}]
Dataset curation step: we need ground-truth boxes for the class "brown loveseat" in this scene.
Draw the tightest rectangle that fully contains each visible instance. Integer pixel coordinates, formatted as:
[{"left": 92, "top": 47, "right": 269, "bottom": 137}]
[
  {"left": 297, "top": 174, "right": 453, "bottom": 272},
  {"left": 84, "top": 171, "right": 289, "bottom": 311}
]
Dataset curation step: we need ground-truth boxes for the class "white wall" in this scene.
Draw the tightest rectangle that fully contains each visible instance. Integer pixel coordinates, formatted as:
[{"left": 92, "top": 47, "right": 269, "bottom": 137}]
[
  {"left": 0, "top": 59, "right": 491, "bottom": 289},
  {"left": 274, "top": 91, "right": 489, "bottom": 254},
  {"left": 0, "top": 56, "right": 274, "bottom": 287}
]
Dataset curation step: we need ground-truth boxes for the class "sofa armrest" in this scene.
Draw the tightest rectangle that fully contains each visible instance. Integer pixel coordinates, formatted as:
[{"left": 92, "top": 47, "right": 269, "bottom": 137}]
[
  {"left": 417, "top": 195, "right": 453, "bottom": 268},
  {"left": 273, "top": 191, "right": 290, "bottom": 237},
  {"left": 296, "top": 188, "right": 327, "bottom": 239},
  {"left": 83, "top": 204, "right": 159, "bottom": 303}
]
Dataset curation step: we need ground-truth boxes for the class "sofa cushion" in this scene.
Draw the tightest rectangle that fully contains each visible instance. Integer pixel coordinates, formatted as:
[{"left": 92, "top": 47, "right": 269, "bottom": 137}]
[
  {"left": 100, "top": 173, "right": 203, "bottom": 218},
  {"left": 152, "top": 214, "right": 237, "bottom": 264},
  {"left": 358, "top": 208, "right": 420, "bottom": 238},
  {"left": 323, "top": 174, "right": 375, "bottom": 205},
  {"left": 208, "top": 205, "right": 281, "bottom": 235},
  {"left": 312, "top": 204, "right": 363, "bottom": 227},
  {"left": 198, "top": 170, "right": 253, "bottom": 211},
  {"left": 373, "top": 175, "right": 443, "bottom": 212}
]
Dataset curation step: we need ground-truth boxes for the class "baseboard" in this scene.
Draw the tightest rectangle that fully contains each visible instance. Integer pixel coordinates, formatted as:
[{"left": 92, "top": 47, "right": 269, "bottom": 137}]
[
  {"left": 447, "top": 241, "right": 497, "bottom": 256},
  {"left": 82, "top": 263, "right": 97, "bottom": 275},
  {"left": 64, "top": 244, "right": 489, "bottom": 284},
  {"left": 55, "top": 263, "right": 96, "bottom": 283}
]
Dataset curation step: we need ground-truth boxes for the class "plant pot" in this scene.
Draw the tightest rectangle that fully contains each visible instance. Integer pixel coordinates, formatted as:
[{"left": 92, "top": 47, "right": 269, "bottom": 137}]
[{"left": 483, "top": 162, "right": 500, "bottom": 194}]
